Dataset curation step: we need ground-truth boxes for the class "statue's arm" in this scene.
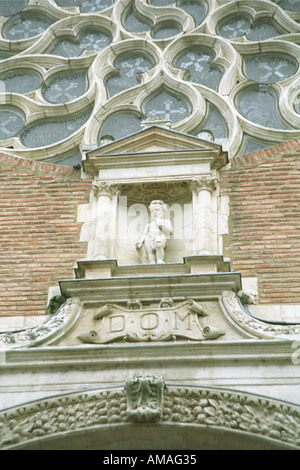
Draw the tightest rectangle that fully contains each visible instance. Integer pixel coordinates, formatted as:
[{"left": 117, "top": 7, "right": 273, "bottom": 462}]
[{"left": 160, "top": 219, "right": 173, "bottom": 237}]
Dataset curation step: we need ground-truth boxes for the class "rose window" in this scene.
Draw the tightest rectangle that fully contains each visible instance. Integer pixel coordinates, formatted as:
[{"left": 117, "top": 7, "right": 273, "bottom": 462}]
[{"left": 0, "top": 0, "right": 299, "bottom": 166}]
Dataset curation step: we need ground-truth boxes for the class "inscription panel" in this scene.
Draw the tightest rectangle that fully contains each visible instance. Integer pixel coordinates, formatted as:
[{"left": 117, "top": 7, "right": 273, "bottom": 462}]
[{"left": 78, "top": 299, "right": 224, "bottom": 344}]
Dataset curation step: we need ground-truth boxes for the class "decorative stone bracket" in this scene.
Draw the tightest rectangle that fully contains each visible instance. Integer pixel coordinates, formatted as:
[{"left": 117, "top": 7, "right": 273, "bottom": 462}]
[{"left": 125, "top": 375, "right": 165, "bottom": 422}]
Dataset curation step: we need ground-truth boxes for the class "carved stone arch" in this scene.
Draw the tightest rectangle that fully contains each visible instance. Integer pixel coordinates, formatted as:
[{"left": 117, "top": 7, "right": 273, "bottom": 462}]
[{"left": 1, "top": 381, "right": 300, "bottom": 450}]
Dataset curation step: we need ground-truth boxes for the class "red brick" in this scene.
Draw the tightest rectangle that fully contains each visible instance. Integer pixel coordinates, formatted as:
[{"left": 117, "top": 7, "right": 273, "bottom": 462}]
[
  {"left": 222, "top": 150, "right": 300, "bottom": 304},
  {"left": 0, "top": 156, "right": 91, "bottom": 316}
]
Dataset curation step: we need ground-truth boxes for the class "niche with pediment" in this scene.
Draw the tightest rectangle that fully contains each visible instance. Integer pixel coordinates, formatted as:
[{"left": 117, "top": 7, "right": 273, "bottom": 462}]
[
  {"left": 81, "top": 125, "right": 228, "bottom": 268},
  {"left": 116, "top": 181, "right": 194, "bottom": 265}
]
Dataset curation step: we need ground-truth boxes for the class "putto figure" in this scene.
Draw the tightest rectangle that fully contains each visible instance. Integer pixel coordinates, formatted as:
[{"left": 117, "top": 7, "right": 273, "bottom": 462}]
[{"left": 135, "top": 200, "right": 173, "bottom": 264}]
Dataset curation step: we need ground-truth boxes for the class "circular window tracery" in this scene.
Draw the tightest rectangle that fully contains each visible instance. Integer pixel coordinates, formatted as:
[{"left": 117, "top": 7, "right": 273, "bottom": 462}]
[
  {"left": 54, "top": 0, "right": 114, "bottom": 11},
  {"left": 0, "top": 0, "right": 298, "bottom": 163},
  {"left": 217, "top": 15, "right": 285, "bottom": 41},
  {"left": 294, "top": 95, "right": 300, "bottom": 115},
  {"left": 236, "top": 84, "right": 292, "bottom": 130},
  {"left": 21, "top": 108, "right": 92, "bottom": 148},
  {"left": 79, "top": 30, "right": 112, "bottom": 52},
  {"left": 48, "top": 39, "right": 83, "bottom": 57},
  {"left": 124, "top": 6, "right": 152, "bottom": 33},
  {"left": 3, "top": 14, "right": 53, "bottom": 40},
  {"left": 246, "top": 19, "right": 284, "bottom": 42},
  {"left": 0, "top": 0, "right": 28, "bottom": 17},
  {"left": 0, "top": 70, "right": 42, "bottom": 94},
  {"left": 277, "top": 0, "right": 300, "bottom": 12},
  {"left": 195, "top": 103, "right": 228, "bottom": 140},
  {"left": 152, "top": 24, "right": 181, "bottom": 40},
  {"left": 177, "top": 0, "right": 207, "bottom": 26},
  {"left": 98, "top": 112, "right": 142, "bottom": 143},
  {"left": 218, "top": 15, "right": 252, "bottom": 39},
  {"left": 144, "top": 89, "right": 190, "bottom": 123}
]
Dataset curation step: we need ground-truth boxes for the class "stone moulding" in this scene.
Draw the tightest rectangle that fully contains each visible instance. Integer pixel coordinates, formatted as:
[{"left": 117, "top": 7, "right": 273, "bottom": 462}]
[{"left": 1, "top": 380, "right": 300, "bottom": 449}]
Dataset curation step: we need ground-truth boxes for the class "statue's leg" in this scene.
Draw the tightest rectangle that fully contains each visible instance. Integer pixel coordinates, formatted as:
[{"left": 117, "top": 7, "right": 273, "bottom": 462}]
[
  {"left": 156, "top": 247, "right": 165, "bottom": 264},
  {"left": 144, "top": 238, "right": 156, "bottom": 263}
]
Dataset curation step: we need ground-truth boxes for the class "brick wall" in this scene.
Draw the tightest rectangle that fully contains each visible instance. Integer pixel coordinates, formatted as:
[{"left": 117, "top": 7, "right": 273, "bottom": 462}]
[
  {"left": 0, "top": 154, "right": 91, "bottom": 316},
  {"left": 221, "top": 139, "right": 300, "bottom": 304},
  {"left": 1, "top": 138, "right": 300, "bottom": 317}
]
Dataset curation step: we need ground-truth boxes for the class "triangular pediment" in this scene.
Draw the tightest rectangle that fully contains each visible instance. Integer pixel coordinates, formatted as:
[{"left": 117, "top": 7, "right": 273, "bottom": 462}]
[
  {"left": 83, "top": 126, "right": 228, "bottom": 175},
  {"left": 93, "top": 126, "right": 222, "bottom": 154}
]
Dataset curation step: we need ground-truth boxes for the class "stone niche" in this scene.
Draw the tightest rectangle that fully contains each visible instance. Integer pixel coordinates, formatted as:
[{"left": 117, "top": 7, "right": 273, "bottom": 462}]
[
  {"left": 116, "top": 181, "right": 193, "bottom": 265},
  {"left": 81, "top": 125, "right": 228, "bottom": 268}
]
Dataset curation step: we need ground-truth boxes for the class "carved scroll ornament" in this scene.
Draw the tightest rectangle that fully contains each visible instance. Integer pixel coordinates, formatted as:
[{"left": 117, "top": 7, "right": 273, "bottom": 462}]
[
  {"left": 220, "top": 291, "right": 300, "bottom": 339},
  {"left": 0, "top": 299, "right": 82, "bottom": 350}
]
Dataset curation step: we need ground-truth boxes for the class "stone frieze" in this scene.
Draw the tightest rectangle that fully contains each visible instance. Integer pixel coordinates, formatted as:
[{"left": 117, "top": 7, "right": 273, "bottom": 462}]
[{"left": 1, "top": 378, "right": 300, "bottom": 449}]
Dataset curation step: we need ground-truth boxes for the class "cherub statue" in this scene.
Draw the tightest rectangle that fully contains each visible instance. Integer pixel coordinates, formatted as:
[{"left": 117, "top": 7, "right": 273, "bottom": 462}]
[{"left": 135, "top": 200, "right": 173, "bottom": 264}]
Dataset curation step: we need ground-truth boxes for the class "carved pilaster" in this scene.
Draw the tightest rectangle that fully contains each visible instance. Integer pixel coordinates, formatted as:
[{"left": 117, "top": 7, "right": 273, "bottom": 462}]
[
  {"left": 91, "top": 181, "right": 120, "bottom": 260},
  {"left": 191, "top": 176, "right": 218, "bottom": 255}
]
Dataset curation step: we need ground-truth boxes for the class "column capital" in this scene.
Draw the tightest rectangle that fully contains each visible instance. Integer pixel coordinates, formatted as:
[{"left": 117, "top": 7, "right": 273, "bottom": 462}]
[
  {"left": 92, "top": 181, "right": 119, "bottom": 199},
  {"left": 191, "top": 176, "right": 218, "bottom": 194}
]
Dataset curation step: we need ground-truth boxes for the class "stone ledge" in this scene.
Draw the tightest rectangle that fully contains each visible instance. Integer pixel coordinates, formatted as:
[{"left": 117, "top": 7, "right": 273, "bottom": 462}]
[
  {"left": 1, "top": 338, "right": 294, "bottom": 368},
  {"left": 59, "top": 271, "right": 241, "bottom": 303},
  {"left": 73, "top": 255, "right": 232, "bottom": 279}
]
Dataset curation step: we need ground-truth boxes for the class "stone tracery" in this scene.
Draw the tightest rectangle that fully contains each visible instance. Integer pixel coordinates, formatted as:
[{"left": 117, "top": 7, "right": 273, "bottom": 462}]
[{"left": 0, "top": 0, "right": 299, "bottom": 164}]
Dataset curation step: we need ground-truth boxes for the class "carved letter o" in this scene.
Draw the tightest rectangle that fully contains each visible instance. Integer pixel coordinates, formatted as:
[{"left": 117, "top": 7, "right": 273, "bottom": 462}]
[{"left": 141, "top": 313, "right": 159, "bottom": 330}]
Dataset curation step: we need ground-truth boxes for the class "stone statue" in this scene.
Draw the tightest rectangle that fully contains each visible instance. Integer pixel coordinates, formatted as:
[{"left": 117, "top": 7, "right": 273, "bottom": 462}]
[{"left": 135, "top": 200, "right": 173, "bottom": 264}]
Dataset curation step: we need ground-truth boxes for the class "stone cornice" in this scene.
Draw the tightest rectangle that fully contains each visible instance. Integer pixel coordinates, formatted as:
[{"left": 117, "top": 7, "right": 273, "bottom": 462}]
[
  {"left": 83, "top": 126, "right": 228, "bottom": 176},
  {"left": 2, "top": 283, "right": 300, "bottom": 350},
  {"left": 1, "top": 338, "right": 296, "bottom": 368},
  {"left": 59, "top": 272, "right": 242, "bottom": 304}
]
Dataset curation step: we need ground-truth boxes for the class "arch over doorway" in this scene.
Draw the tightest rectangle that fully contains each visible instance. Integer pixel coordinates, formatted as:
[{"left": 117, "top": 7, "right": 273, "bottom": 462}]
[{"left": 1, "top": 380, "right": 299, "bottom": 450}]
